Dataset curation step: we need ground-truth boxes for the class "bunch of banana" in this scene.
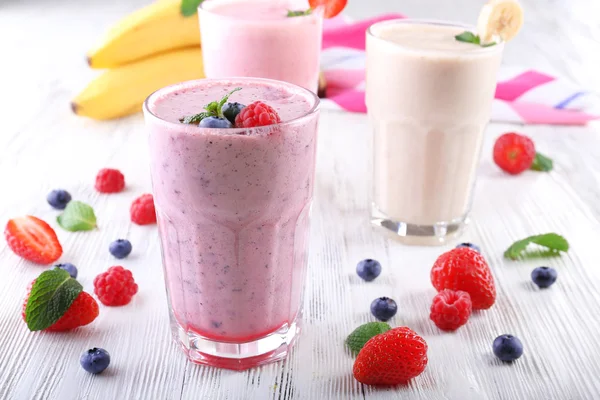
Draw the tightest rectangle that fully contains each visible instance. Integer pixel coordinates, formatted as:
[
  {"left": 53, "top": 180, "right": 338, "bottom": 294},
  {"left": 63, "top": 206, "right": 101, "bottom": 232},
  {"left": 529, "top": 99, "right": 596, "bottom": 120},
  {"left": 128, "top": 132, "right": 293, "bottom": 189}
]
[{"left": 72, "top": 0, "right": 204, "bottom": 120}]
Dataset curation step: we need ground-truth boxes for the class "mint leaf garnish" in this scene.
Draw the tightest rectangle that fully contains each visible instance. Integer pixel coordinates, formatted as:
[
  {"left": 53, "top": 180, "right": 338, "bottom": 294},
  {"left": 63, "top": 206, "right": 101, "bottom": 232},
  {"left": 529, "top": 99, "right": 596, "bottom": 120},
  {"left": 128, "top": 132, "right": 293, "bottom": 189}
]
[
  {"left": 57, "top": 200, "right": 97, "bottom": 232},
  {"left": 180, "top": 87, "right": 242, "bottom": 125},
  {"left": 504, "top": 233, "right": 569, "bottom": 260},
  {"left": 25, "top": 268, "right": 83, "bottom": 331},
  {"left": 181, "top": 0, "right": 203, "bottom": 17},
  {"left": 346, "top": 322, "right": 391, "bottom": 354},
  {"left": 287, "top": 9, "right": 312, "bottom": 17},
  {"left": 455, "top": 31, "right": 496, "bottom": 47},
  {"left": 531, "top": 152, "right": 554, "bottom": 172}
]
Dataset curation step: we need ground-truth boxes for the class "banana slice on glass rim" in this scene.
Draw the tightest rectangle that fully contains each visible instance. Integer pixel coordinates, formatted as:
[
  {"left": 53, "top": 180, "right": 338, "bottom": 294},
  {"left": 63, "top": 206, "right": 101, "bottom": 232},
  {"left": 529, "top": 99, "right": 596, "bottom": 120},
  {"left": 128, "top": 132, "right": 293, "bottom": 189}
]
[{"left": 477, "top": 0, "right": 524, "bottom": 45}]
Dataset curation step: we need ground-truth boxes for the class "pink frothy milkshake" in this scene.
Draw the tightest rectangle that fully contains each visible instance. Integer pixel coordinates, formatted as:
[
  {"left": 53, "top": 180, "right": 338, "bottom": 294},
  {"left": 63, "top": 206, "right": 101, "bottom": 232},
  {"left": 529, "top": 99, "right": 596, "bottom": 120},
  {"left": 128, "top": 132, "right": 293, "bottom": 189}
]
[{"left": 143, "top": 78, "right": 320, "bottom": 370}]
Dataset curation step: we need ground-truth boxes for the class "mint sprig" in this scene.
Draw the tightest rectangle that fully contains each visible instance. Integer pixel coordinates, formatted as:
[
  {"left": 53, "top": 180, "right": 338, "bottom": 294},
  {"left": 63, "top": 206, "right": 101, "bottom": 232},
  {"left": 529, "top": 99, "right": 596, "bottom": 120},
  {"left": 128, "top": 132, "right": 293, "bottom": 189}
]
[
  {"left": 287, "top": 9, "right": 312, "bottom": 17},
  {"left": 530, "top": 152, "right": 554, "bottom": 172},
  {"left": 455, "top": 31, "right": 496, "bottom": 47},
  {"left": 346, "top": 322, "right": 391, "bottom": 354},
  {"left": 504, "top": 233, "right": 569, "bottom": 260},
  {"left": 57, "top": 200, "right": 97, "bottom": 232},
  {"left": 180, "top": 87, "right": 241, "bottom": 125},
  {"left": 25, "top": 269, "right": 83, "bottom": 331},
  {"left": 181, "top": 0, "right": 204, "bottom": 17}
]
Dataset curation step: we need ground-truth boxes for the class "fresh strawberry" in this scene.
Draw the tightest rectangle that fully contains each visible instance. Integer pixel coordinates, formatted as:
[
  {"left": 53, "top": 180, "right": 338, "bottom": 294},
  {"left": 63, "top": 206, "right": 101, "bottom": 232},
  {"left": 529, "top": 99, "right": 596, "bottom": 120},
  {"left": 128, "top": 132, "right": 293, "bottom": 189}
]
[
  {"left": 493, "top": 132, "right": 536, "bottom": 175},
  {"left": 5, "top": 216, "right": 63, "bottom": 265},
  {"left": 353, "top": 327, "right": 428, "bottom": 385},
  {"left": 309, "top": 0, "right": 347, "bottom": 18},
  {"left": 22, "top": 279, "right": 99, "bottom": 331},
  {"left": 430, "top": 247, "right": 496, "bottom": 310}
]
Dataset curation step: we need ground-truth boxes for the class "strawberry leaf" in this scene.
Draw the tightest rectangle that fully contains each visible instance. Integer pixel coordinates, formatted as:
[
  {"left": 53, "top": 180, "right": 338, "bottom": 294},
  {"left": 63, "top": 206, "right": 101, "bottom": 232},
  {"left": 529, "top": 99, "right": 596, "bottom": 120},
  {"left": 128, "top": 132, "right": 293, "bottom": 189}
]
[
  {"left": 25, "top": 269, "right": 82, "bottom": 331},
  {"left": 57, "top": 201, "right": 97, "bottom": 232},
  {"left": 530, "top": 152, "right": 554, "bottom": 172},
  {"left": 346, "top": 322, "right": 391, "bottom": 355},
  {"left": 504, "top": 233, "right": 569, "bottom": 260}
]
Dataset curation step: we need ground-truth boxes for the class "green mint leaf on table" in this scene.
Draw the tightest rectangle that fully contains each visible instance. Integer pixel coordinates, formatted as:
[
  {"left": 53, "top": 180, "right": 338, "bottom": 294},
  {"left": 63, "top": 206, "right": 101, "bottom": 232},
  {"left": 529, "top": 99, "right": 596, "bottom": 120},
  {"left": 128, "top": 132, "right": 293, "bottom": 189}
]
[
  {"left": 455, "top": 31, "right": 496, "bottom": 47},
  {"left": 504, "top": 233, "right": 569, "bottom": 260},
  {"left": 181, "top": 0, "right": 203, "bottom": 17},
  {"left": 180, "top": 87, "right": 242, "bottom": 125},
  {"left": 287, "top": 9, "right": 312, "bottom": 17},
  {"left": 57, "top": 200, "right": 97, "bottom": 232},
  {"left": 25, "top": 268, "right": 83, "bottom": 331},
  {"left": 346, "top": 322, "right": 391, "bottom": 354},
  {"left": 531, "top": 152, "right": 554, "bottom": 172}
]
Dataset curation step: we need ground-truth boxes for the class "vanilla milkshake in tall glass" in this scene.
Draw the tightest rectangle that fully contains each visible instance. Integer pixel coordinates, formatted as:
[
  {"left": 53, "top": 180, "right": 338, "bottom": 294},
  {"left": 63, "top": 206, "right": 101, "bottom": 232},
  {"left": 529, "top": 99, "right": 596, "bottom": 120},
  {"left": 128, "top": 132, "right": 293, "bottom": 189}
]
[{"left": 366, "top": 20, "right": 503, "bottom": 245}]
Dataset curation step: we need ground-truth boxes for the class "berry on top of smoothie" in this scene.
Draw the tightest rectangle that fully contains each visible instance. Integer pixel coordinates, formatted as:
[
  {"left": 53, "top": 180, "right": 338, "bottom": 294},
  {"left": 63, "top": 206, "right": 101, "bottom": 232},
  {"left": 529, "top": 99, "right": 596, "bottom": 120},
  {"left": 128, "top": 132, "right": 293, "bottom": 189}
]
[
  {"left": 180, "top": 88, "right": 282, "bottom": 129},
  {"left": 180, "top": 88, "right": 243, "bottom": 126}
]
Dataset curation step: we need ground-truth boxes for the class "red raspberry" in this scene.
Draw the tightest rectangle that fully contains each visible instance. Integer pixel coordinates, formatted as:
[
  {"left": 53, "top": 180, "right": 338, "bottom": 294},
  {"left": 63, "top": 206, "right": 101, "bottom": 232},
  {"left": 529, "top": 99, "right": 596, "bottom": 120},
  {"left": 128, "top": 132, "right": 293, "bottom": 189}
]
[
  {"left": 130, "top": 194, "right": 156, "bottom": 225},
  {"left": 353, "top": 327, "right": 428, "bottom": 385},
  {"left": 95, "top": 168, "right": 125, "bottom": 193},
  {"left": 22, "top": 280, "right": 99, "bottom": 331},
  {"left": 94, "top": 266, "right": 138, "bottom": 306},
  {"left": 235, "top": 101, "right": 281, "bottom": 128},
  {"left": 430, "top": 289, "right": 472, "bottom": 331},
  {"left": 431, "top": 248, "right": 496, "bottom": 310},
  {"left": 493, "top": 132, "right": 536, "bottom": 175}
]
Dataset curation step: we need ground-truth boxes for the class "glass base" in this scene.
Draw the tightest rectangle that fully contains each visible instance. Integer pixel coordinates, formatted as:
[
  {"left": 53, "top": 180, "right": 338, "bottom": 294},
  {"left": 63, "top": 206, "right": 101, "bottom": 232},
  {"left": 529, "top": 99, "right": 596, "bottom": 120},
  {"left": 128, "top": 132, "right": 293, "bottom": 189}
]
[
  {"left": 172, "top": 316, "right": 301, "bottom": 371},
  {"left": 371, "top": 205, "right": 467, "bottom": 246}
]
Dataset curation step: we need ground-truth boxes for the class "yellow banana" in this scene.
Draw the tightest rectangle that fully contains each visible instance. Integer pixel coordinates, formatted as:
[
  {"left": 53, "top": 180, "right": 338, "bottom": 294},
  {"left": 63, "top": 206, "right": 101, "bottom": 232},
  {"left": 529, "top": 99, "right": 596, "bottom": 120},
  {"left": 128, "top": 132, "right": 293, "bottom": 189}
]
[
  {"left": 87, "top": 0, "right": 200, "bottom": 69},
  {"left": 72, "top": 47, "right": 204, "bottom": 120}
]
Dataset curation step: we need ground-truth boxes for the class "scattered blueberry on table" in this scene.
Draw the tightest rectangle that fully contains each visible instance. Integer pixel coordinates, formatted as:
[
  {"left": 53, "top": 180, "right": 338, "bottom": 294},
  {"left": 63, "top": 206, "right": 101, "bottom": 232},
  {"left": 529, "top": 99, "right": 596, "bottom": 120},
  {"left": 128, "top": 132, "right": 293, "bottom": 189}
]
[
  {"left": 493, "top": 334, "right": 523, "bottom": 362},
  {"left": 356, "top": 259, "right": 382, "bottom": 282},
  {"left": 109, "top": 239, "right": 132, "bottom": 259},
  {"left": 370, "top": 297, "right": 397, "bottom": 321},
  {"left": 54, "top": 263, "right": 78, "bottom": 279},
  {"left": 47, "top": 189, "right": 72, "bottom": 210},
  {"left": 80, "top": 348, "right": 110, "bottom": 374},
  {"left": 456, "top": 242, "right": 481, "bottom": 253},
  {"left": 531, "top": 266, "right": 557, "bottom": 288}
]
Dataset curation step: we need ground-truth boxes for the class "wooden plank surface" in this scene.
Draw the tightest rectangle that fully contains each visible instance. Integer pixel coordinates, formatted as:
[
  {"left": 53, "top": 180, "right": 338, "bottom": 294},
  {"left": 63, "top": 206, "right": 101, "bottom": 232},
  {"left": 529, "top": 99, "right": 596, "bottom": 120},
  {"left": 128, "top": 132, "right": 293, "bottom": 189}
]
[{"left": 1, "top": 0, "right": 599, "bottom": 399}]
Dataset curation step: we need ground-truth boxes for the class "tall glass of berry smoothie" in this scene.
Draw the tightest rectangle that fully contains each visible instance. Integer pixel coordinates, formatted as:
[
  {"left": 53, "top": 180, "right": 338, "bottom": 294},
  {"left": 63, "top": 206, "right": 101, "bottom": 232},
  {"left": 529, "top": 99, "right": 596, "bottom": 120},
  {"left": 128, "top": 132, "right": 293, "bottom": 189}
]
[
  {"left": 198, "top": 0, "right": 323, "bottom": 92},
  {"left": 143, "top": 78, "right": 320, "bottom": 370}
]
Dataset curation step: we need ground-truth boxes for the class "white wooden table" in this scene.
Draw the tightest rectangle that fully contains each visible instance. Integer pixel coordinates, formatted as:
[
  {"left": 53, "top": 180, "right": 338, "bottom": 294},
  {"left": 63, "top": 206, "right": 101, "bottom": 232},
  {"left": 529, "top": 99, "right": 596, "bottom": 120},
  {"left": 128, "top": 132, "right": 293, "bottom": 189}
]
[{"left": 1, "top": 1, "right": 600, "bottom": 399}]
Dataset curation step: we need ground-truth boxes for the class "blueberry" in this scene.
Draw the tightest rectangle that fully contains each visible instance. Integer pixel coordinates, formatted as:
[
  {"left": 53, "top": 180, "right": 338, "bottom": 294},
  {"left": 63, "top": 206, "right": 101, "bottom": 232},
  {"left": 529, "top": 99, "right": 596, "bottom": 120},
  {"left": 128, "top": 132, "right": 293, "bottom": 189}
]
[
  {"left": 493, "top": 334, "right": 523, "bottom": 362},
  {"left": 199, "top": 116, "right": 232, "bottom": 129},
  {"left": 109, "top": 239, "right": 132, "bottom": 259},
  {"left": 370, "top": 297, "right": 397, "bottom": 321},
  {"left": 80, "top": 348, "right": 110, "bottom": 374},
  {"left": 222, "top": 102, "right": 245, "bottom": 124},
  {"left": 54, "top": 263, "right": 78, "bottom": 279},
  {"left": 47, "top": 189, "right": 72, "bottom": 210},
  {"left": 456, "top": 242, "right": 481, "bottom": 253},
  {"left": 531, "top": 266, "right": 557, "bottom": 288},
  {"left": 356, "top": 259, "right": 382, "bottom": 282}
]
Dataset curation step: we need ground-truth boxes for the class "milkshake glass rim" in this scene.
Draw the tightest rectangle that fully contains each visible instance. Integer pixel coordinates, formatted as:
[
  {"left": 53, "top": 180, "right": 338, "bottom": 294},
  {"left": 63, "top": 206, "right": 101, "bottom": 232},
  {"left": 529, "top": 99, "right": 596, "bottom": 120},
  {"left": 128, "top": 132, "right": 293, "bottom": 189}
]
[
  {"left": 199, "top": 0, "right": 324, "bottom": 22},
  {"left": 143, "top": 77, "right": 320, "bottom": 135},
  {"left": 367, "top": 18, "right": 505, "bottom": 55}
]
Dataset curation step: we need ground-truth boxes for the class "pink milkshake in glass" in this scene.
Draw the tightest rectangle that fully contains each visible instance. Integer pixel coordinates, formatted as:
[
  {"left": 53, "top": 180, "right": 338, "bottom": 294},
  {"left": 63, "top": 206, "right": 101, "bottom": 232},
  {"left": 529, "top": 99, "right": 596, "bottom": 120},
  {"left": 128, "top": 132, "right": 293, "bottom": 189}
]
[
  {"left": 143, "top": 78, "right": 320, "bottom": 370},
  {"left": 199, "top": 0, "right": 323, "bottom": 92}
]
